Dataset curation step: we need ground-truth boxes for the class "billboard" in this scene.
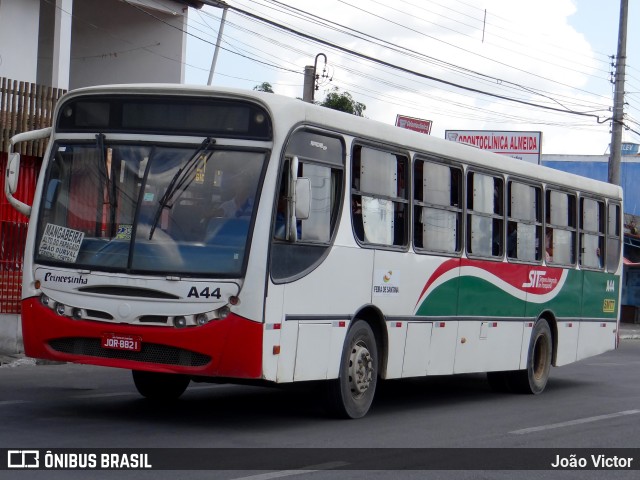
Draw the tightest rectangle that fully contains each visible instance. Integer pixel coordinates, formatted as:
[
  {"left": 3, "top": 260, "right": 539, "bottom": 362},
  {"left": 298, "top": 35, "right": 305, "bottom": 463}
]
[
  {"left": 622, "top": 143, "right": 639, "bottom": 156},
  {"left": 396, "top": 115, "right": 432, "bottom": 135},
  {"left": 445, "top": 130, "right": 542, "bottom": 164}
]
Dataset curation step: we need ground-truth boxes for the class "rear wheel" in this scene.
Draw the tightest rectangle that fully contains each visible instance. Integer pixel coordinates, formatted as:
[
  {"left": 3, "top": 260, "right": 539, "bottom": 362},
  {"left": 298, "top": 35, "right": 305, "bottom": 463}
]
[
  {"left": 132, "top": 370, "right": 190, "bottom": 401},
  {"left": 325, "top": 320, "right": 378, "bottom": 419},
  {"left": 510, "top": 319, "right": 552, "bottom": 394}
]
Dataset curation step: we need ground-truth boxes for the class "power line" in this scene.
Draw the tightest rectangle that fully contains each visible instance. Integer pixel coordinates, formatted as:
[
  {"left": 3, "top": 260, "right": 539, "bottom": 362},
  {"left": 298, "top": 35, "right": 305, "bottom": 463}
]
[
  {"left": 224, "top": 2, "right": 610, "bottom": 122},
  {"left": 260, "top": 0, "right": 612, "bottom": 107},
  {"left": 368, "top": 0, "right": 612, "bottom": 79}
]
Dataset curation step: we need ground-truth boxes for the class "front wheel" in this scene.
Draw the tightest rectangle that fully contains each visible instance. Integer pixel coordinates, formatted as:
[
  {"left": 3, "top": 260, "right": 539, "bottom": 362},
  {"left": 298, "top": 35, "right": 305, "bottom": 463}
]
[
  {"left": 510, "top": 319, "right": 553, "bottom": 394},
  {"left": 325, "top": 320, "right": 378, "bottom": 419},
  {"left": 132, "top": 370, "right": 190, "bottom": 401}
]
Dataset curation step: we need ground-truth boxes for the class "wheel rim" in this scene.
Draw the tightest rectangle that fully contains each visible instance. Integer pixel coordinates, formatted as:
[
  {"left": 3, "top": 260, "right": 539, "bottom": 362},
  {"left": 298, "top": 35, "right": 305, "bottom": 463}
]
[
  {"left": 348, "top": 341, "right": 374, "bottom": 398},
  {"left": 532, "top": 333, "right": 549, "bottom": 381}
]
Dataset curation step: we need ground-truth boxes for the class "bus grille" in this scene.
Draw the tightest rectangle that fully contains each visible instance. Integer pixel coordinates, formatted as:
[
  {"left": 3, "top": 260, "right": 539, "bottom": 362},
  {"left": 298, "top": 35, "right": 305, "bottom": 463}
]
[{"left": 48, "top": 338, "right": 211, "bottom": 367}]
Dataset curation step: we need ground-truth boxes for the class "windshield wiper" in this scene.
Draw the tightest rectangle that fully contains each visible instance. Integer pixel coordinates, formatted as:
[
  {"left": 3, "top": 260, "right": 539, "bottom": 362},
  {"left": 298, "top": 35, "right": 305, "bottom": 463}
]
[{"left": 148, "top": 137, "right": 216, "bottom": 240}]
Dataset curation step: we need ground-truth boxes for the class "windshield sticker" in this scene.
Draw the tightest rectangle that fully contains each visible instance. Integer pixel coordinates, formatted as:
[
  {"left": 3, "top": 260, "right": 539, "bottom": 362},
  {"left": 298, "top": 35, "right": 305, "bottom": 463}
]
[
  {"left": 116, "top": 225, "right": 132, "bottom": 240},
  {"left": 143, "top": 192, "right": 155, "bottom": 202},
  {"left": 39, "top": 224, "right": 84, "bottom": 263}
]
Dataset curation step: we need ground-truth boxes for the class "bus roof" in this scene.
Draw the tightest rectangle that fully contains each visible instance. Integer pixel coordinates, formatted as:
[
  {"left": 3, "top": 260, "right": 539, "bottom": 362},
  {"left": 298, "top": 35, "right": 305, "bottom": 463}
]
[{"left": 60, "top": 83, "right": 622, "bottom": 200}]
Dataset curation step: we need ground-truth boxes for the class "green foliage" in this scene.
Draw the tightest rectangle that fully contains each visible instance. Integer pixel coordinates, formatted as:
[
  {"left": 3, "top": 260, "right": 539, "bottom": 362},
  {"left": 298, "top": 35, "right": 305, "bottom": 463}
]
[
  {"left": 319, "top": 87, "right": 366, "bottom": 116},
  {"left": 253, "top": 82, "right": 274, "bottom": 93}
]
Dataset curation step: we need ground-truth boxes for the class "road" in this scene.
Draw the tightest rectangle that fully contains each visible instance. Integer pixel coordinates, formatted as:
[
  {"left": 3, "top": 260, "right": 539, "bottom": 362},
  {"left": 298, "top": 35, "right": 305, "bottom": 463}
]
[{"left": 1, "top": 341, "right": 640, "bottom": 479}]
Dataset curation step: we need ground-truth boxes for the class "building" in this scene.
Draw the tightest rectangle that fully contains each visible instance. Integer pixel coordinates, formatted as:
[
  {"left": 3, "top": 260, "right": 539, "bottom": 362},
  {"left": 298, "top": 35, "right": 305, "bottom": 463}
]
[
  {"left": 541, "top": 154, "right": 640, "bottom": 217},
  {"left": 0, "top": 0, "right": 220, "bottom": 90}
]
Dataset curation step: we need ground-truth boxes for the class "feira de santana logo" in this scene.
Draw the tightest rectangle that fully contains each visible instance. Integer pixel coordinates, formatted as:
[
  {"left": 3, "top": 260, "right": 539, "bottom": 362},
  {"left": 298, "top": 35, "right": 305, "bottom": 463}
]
[{"left": 374, "top": 269, "right": 400, "bottom": 296}]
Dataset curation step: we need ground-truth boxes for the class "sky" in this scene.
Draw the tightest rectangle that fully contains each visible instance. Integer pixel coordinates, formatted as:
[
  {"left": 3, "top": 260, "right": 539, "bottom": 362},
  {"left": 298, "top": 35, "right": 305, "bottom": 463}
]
[{"left": 183, "top": 0, "right": 639, "bottom": 156}]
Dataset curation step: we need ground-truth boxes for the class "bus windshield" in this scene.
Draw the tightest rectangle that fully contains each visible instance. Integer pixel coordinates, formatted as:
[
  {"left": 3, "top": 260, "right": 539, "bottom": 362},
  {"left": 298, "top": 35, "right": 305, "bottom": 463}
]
[{"left": 34, "top": 140, "right": 266, "bottom": 277}]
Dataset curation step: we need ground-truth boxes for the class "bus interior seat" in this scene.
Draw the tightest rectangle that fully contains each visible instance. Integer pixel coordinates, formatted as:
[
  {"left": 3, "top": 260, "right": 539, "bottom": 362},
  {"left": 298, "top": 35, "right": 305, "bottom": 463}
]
[{"left": 170, "top": 199, "right": 206, "bottom": 241}]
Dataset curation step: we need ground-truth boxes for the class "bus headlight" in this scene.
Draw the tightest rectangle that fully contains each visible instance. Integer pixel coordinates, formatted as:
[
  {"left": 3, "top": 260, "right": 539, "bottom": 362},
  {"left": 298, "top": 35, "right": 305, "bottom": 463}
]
[
  {"left": 40, "top": 294, "right": 50, "bottom": 307},
  {"left": 196, "top": 313, "right": 209, "bottom": 326},
  {"left": 55, "top": 303, "right": 66, "bottom": 316},
  {"left": 173, "top": 316, "right": 187, "bottom": 328},
  {"left": 216, "top": 306, "right": 230, "bottom": 319}
]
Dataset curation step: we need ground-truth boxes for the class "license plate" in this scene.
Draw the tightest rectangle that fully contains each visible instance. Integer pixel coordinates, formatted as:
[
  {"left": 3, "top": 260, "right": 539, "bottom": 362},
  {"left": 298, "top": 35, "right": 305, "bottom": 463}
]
[{"left": 101, "top": 333, "right": 142, "bottom": 352}]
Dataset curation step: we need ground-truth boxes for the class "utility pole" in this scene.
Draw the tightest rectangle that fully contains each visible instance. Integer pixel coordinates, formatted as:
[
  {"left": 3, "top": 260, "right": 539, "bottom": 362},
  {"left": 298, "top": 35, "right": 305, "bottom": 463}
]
[
  {"left": 608, "top": 0, "right": 628, "bottom": 186},
  {"left": 303, "top": 66, "right": 315, "bottom": 103},
  {"left": 303, "top": 54, "right": 329, "bottom": 103},
  {"left": 207, "top": 1, "right": 229, "bottom": 86}
]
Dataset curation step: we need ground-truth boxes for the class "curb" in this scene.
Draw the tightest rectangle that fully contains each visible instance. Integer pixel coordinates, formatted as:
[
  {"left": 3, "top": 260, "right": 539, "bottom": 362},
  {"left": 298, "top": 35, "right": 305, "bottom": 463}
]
[{"left": 0, "top": 355, "right": 35, "bottom": 368}]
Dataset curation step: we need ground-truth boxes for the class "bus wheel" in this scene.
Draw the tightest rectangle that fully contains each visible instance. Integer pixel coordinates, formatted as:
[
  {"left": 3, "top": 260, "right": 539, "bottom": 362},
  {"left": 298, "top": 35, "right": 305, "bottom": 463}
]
[
  {"left": 325, "top": 320, "right": 378, "bottom": 419},
  {"left": 132, "top": 370, "right": 190, "bottom": 401},
  {"left": 510, "top": 319, "right": 552, "bottom": 394}
]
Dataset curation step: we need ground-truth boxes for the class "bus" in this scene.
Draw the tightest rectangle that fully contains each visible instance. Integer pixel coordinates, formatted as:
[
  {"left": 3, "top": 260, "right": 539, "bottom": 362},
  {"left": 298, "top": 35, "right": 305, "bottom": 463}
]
[{"left": 5, "top": 84, "right": 622, "bottom": 418}]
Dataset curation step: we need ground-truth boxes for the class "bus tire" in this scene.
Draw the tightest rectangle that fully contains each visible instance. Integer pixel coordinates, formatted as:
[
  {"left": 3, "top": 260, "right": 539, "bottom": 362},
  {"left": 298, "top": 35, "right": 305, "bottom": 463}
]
[
  {"left": 325, "top": 320, "right": 378, "bottom": 419},
  {"left": 510, "top": 319, "right": 552, "bottom": 394},
  {"left": 132, "top": 370, "right": 190, "bottom": 401}
]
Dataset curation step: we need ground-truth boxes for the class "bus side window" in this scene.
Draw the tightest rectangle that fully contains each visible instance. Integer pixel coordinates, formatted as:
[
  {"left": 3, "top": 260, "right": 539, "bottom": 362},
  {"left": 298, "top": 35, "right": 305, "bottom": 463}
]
[
  {"left": 466, "top": 171, "right": 504, "bottom": 259},
  {"left": 606, "top": 203, "right": 621, "bottom": 272},
  {"left": 546, "top": 189, "right": 577, "bottom": 266},
  {"left": 270, "top": 130, "right": 344, "bottom": 282},
  {"left": 413, "top": 159, "right": 462, "bottom": 254},
  {"left": 580, "top": 197, "right": 605, "bottom": 269},
  {"left": 351, "top": 145, "right": 408, "bottom": 248},
  {"left": 507, "top": 181, "right": 542, "bottom": 262}
]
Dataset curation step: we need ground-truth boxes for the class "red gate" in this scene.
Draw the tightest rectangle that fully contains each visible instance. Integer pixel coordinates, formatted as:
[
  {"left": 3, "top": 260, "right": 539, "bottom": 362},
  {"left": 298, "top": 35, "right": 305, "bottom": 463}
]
[{"left": 0, "top": 153, "right": 41, "bottom": 313}]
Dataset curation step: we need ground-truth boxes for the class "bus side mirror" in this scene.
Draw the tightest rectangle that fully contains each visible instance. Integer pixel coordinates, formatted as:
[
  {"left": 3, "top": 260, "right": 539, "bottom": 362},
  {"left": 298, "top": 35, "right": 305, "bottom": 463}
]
[
  {"left": 294, "top": 177, "right": 310, "bottom": 220},
  {"left": 6, "top": 152, "right": 20, "bottom": 194},
  {"left": 5, "top": 127, "right": 51, "bottom": 217},
  {"left": 287, "top": 156, "right": 311, "bottom": 241}
]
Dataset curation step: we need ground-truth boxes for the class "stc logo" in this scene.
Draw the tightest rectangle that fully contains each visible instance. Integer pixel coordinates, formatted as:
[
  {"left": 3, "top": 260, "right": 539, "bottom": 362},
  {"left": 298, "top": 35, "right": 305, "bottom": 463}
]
[
  {"left": 522, "top": 270, "right": 546, "bottom": 288},
  {"left": 8, "top": 450, "right": 39, "bottom": 468}
]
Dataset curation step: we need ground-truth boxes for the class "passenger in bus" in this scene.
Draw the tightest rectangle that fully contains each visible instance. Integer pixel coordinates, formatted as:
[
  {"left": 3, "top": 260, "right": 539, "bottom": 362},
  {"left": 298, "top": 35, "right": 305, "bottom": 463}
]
[
  {"left": 352, "top": 197, "right": 364, "bottom": 241},
  {"left": 507, "top": 222, "right": 517, "bottom": 258},
  {"left": 218, "top": 175, "right": 255, "bottom": 218},
  {"left": 545, "top": 229, "right": 553, "bottom": 262}
]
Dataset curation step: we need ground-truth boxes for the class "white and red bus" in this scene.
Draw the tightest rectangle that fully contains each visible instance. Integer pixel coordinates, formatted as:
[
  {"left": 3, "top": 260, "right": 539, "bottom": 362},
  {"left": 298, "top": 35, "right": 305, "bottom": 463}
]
[{"left": 5, "top": 84, "right": 622, "bottom": 418}]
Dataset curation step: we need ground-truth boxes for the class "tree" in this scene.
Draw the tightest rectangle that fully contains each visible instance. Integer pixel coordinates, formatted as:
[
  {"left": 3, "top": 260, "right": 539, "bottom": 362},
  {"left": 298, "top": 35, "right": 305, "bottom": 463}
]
[
  {"left": 253, "top": 82, "right": 274, "bottom": 93},
  {"left": 319, "top": 87, "right": 366, "bottom": 116}
]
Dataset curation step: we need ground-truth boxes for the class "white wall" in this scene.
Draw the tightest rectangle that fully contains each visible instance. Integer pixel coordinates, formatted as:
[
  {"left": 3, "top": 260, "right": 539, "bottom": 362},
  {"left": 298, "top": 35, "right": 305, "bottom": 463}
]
[
  {"left": 70, "top": 0, "right": 189, "bottom": 89},
  {"left": 0, "top": 0, "right": 40, "bottom": 83},
  {"left": 0, "top": 314, "right": 22, "bottom": 354}
]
